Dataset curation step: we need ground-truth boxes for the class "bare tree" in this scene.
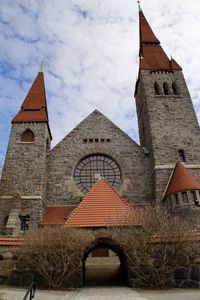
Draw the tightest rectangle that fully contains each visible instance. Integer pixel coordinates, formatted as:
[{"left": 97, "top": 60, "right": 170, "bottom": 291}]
[
  {"left": 20, "top": 226, "right": 94, "bottom": 288},
  {"left": 114, "top": 207, "right": 195, "bottom": 288}
]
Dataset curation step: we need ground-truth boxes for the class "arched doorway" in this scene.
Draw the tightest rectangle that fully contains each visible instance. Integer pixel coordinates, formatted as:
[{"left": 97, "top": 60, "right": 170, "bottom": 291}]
[{"left": 82, "top": 238, "right": 127, "bottom": 285}]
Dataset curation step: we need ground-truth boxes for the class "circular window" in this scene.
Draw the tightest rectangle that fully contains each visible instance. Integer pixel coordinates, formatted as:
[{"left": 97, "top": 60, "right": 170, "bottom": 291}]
[{"left": 74, "top": 155, "right": 121, "bottom": 194}]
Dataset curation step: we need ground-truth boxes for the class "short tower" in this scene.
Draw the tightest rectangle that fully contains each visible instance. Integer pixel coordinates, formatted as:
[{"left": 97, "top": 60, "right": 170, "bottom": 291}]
[{"left": 0, "top": 69, "right": 51, "bottom": 235}]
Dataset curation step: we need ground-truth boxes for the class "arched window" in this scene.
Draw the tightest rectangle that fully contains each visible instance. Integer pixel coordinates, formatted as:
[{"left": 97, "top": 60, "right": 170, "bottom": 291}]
[
  {"left": 163, "top": 82, "right": 170, "bottom": 95},
  {"left": 21, "top": 129, "right": 34, "bottom": 143},
  {"left": 154, "top": 82, "right": 160, "bottom": 95},
  {"left": 172, "top": 81, "right": 179, "bottom": 95}
]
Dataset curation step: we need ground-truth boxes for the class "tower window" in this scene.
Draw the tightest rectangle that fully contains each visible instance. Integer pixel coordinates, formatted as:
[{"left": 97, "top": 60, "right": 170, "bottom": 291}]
[
  {"left": 191, "top": 191, "right": 197, "bottom": 201},
  {"left": 154, "top": 82, "right": 160, "bottom": 95},
  {"left": 178, "top": 149, "right": 186, "bottom": 162},
  {"left": 182, "top": 192, "right": 188, "bottom": 203},
  {"left": 21, "top": 129, "right": 34, "bottom": 143},
  {"left": 172, "top": 81, "right": 179, "bottom": 95},
  {"left": 163, "top": 82, "right": 170, "bottom": 95},
  {"left": 175, "top": 193, "right": 179, "bottom": 205}
]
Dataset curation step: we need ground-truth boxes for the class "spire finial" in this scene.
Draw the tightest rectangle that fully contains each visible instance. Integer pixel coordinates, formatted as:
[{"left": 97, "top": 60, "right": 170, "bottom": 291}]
[
  {"left": 39, "top": 58, "right": 45, "bottom": 73},
  {"left": 137, "top": 0, "right": 142, "bottom": 12}
]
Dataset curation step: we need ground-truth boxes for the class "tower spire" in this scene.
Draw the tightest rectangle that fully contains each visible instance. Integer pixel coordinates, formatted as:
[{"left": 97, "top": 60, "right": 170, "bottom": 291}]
[
  {"left": 12, "top": 69, "right": 52, "bottom": 138},
  {"left": 137, "top": 1, "right": 142, "bottom": 12},
  {"left": 138, "top": 6, "right": 181, "bottom": 71}
]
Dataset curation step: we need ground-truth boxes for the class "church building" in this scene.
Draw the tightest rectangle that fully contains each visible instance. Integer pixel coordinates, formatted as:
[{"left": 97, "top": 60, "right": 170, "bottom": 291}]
[{"left": 1, "top": 5, "right": 200, "bottom": 236}]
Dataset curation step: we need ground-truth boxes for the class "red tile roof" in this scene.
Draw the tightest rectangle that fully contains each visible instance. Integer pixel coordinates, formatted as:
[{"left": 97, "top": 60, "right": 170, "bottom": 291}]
[
  {"left": 0, "top": 236, "right": 24, "bottom": 246},
  {"left": 165, "top": 161, "right": 200, "bottom": 198},
  {"left": 40, "top": 206, "right": 76, "bottom": 225},
  {"left": 140, "top": 46, "right": 181, "bottom": 71},
  {"left": 139, "top": 10, "right": 159, "bottom": 44},
  {"left": 139, "top": 9, "right": 181, "bottom": 71},
  {"left": 12, "top": 72, "right": 50, "bottom": 125},
  {"left": 65, "top": 179, "right": 140, "bottom": 228}
]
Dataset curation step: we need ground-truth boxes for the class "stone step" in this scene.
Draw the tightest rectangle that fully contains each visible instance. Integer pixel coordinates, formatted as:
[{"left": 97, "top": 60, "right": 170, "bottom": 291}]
[{"left": 85, "top": 264, "right": 122, "bottom": 285}]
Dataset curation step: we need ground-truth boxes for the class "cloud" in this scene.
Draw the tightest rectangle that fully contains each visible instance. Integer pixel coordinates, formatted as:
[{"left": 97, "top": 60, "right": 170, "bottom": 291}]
[{"left": 0, "top": 0, "right": 200, "bottom": 163}]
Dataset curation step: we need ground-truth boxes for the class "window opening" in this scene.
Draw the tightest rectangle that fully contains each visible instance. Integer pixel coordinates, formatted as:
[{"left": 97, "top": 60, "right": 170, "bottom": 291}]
[
  {"left": 19, "top": 215, "right": 30, "bottom": 232},
  {"left": 21, "top": 129, "right": 34, "bottom": 142},
  {"left": 178, "top": 149, "right": 186, "bottom": 162},
  {"left": 74, "top": 155, "right": 121, "bottom": 194},
  {"left": 154, "top": 82, "right": 160, "bottom": 95},
  {"left": 172, "top": 82, "right": 179, "bottom": 95},
  {"left": 163, "top": 82, "right": 169, "bottom": 95},
  {"left": 175, "top": 194, "right": 179, "bottom": 205},
  {"left": 182, "top": 192, "right": 188, "bottom": 203}
]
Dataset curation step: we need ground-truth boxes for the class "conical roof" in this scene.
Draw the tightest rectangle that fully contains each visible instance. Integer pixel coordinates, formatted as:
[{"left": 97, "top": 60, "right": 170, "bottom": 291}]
[
  {"left": 66, "top": 179, "right": 139, "bottom": 227},
  {"left": 138, "top": 7, "right": 181, "bottom": 71},
  {"left": 165, "top": 161, "right": 200, "bottom": 198},
  {"left": 12, "top": 72, "right": 49, "bottom": 124}
]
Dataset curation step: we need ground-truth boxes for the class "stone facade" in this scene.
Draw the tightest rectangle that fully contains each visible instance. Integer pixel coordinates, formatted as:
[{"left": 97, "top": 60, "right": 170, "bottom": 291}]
[
  {"left": 135, "top": 70, "right": 200, "bottom": 202},
  {"left": 46, "top": 110, "right": 152, "bottom": 205},
  {"left": 0, "top": 123, "right": 50, "bottom": 234}
]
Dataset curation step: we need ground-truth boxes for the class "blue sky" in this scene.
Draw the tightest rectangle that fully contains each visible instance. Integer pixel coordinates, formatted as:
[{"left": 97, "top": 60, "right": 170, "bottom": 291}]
[{"left": 0, "top": 0, "right": 200, "bottom": 166}]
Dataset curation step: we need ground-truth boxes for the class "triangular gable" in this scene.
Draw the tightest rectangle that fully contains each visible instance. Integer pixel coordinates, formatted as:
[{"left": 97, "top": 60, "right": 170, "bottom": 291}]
[
  {"left": 51, "top": 109, "right": 141, "bottom": 153},
  {"left": 164, "top": 161, "right": 200, "bottom": 198},
  {"left": 65, "top": 178, "right": 140, "bottom": 227}
]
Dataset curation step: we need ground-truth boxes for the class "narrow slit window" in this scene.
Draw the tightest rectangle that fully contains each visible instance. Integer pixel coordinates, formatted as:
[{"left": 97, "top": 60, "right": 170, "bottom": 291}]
[
  {"left": 154, "top": 82, "right": 160, "bottom": 95},
  {"left": 178, "top": 149, "right": 186, "bottom": 162},
  {"left": 163, "top": 82, "right": 169, "bottom": 95},
  {"left": 182, "top": 192, "right": 188, "bottom": 203},
  {"left": 175, "top": 194, "right": 179, "bottom": 205},
  {"left": 191, "top": 191, "right": 197, "bottom": 201},
  {"left": 172, "top": 81, "right": 179, "bottom": 95}
]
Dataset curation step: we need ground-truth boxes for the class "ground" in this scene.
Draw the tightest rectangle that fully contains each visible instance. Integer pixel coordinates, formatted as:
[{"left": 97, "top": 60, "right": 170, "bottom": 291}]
[{"left": 1, "top": 286, "right": 200, "bottom": 300}]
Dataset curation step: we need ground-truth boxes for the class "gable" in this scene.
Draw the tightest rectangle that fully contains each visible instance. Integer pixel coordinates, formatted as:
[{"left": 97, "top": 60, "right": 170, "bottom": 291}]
[
  {"left": 46, "top": 110, "right": 152, "bottom": 206},
  {"left": 51, "top": 110, "right": 141, "bottom": 152}
]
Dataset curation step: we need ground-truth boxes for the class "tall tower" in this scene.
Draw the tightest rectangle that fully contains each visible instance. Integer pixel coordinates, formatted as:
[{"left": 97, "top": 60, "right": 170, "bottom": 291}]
[
  {"left": 0, "top": 68, "right": 51, "bottom": 235},
  {"left": 134, "top": 6, "right": 200, "bottom": 203}
]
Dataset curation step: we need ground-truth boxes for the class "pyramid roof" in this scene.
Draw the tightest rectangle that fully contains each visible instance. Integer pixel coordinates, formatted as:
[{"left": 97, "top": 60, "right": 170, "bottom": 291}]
[
  {"left": 66, "top": 179, "right": 139, "bottom": 227},
  {"left": 165, "top": 161, "right": 200, "bottom": 198},
  {"left": 12, "top": 72, "right": 49, "bottom": 119}
]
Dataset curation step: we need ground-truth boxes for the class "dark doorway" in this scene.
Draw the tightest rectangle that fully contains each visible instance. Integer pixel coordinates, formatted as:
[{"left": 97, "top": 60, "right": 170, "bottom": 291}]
[{"left": 82, "top": 238, "right": 127, "bottom": 286}]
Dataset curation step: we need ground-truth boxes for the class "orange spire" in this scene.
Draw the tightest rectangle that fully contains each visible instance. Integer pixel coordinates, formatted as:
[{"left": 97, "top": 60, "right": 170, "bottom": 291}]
[
  {"left": 165, "top": 161, "right": 200, "bottom": 198},
  {"left": 65, "top": 179, "right": 139, "bottom": 227},
  {"left": 138, "top": 6, "right": 181, "bottom": 71},
  {"left": 12, "top": 71, "right": 50, "bottom": 125}
]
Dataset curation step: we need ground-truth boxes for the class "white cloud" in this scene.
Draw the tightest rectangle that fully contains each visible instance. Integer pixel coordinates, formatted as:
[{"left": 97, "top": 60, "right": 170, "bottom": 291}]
[{"left": 0, "top": 0, "right": 200, "bottom": 161}]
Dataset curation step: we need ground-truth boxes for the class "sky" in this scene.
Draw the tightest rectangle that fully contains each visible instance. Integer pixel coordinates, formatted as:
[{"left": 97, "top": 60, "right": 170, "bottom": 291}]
[{"left": 0, "top": 0, "right": 200, "bottom": 166}]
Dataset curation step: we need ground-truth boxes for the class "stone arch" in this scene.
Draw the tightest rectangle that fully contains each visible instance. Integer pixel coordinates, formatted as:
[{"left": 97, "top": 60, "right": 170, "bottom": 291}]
[
  {"left": 21, "top": 129, "right": 34, "bottom": 142},
  {"left": 82, "top": 237, "right": 128, "bottom": 285}
]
